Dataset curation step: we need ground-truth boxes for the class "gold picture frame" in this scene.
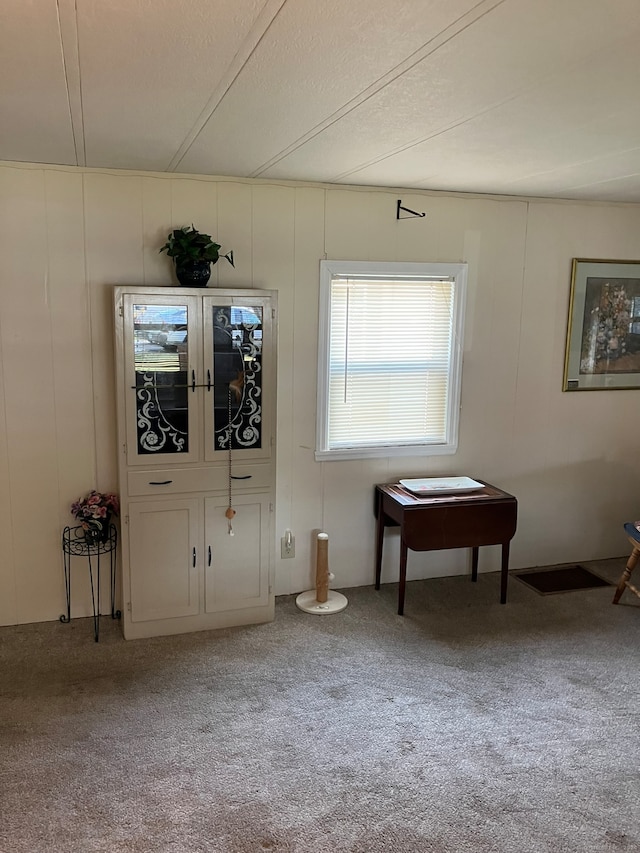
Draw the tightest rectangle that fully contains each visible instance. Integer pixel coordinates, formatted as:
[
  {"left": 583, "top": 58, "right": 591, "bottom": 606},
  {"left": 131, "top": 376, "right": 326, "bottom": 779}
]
[{"left": 563, "top": 258, "right": 640, "bottom": 391}]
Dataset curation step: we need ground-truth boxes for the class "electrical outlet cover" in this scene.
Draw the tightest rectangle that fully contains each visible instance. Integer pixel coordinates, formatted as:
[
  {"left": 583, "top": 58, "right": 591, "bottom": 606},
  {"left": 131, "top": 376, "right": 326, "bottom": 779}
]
[{"left": 281, "top": 535, "right": 295, "bottom": 558}]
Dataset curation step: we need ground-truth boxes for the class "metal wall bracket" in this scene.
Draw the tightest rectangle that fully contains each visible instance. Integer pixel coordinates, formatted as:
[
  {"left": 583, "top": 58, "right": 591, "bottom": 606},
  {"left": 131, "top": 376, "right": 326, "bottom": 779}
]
[{"left": 396, "top": 199, "right": 426, "bottom": 220}]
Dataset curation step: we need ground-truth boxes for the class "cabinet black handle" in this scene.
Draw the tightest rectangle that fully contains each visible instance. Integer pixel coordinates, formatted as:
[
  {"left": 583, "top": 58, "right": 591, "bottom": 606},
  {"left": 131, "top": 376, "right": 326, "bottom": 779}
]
[
  {"left": 208, "top": 545, "right": 211, "bottom": 566},
  {"left": 131, "top": 382, "right": 212, "bottom": 390},
  {"left": 191, "top": 370, "right": 196, "bottom": 392},
  {"left": 148, "top": 480, "right": 173, "bottom": 485},
  {"left": 230, "top": 475, "right": 252, "bottom": 480},
  {"left": 193, "top": 547, "right": 196, "bottom": 567},
  {"left": 207, "top": 369, "right": 211, "bottom": 391}
]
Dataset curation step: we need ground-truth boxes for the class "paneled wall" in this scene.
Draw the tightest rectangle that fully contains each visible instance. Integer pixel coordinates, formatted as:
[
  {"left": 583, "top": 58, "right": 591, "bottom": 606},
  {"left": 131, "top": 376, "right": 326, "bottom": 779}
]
[{"left": 1, "top": 162, "right": 639, "bottom": 626}]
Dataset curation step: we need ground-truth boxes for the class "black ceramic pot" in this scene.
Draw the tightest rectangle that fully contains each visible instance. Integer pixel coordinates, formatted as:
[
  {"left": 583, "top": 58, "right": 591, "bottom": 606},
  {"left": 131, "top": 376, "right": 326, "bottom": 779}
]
[
  {"left": 175, "top": 260, "right": 212, "bottom": 287},
  {"left": 84, "top": 513, "right": 111, "bottom": 544}
]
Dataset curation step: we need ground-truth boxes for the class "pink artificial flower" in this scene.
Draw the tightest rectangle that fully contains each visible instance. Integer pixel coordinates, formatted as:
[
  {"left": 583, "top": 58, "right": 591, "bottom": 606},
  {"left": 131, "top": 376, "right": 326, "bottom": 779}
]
[{"left": 70, "top": 490, "right": 120, "bottom": 524}]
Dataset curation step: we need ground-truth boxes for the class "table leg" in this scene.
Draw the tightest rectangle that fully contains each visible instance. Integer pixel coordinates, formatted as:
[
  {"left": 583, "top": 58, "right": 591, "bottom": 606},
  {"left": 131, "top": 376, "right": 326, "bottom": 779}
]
[
  {"left": 87, "top": 551, "right": 100, "bottom": 642},
  {"left": 398, "top": 538, "right": 408, "bottom": 616},
  {"left": 60, "top": 546, "right": 72, "bottom": 624},
  {"left": 109, "top": 541, "right": 118, "bottom": 619},
  {"left": 375, "top": 508, "right": 385, "bottom": 590},
  {"left": 97, "top": 551, "right": 101, "bottom": 637},
  {"left": 471, "top": 546, "right": 479, "bottom": 582},
  {"left": 500, "top": 541, "right": 510, "bottom": 604}
]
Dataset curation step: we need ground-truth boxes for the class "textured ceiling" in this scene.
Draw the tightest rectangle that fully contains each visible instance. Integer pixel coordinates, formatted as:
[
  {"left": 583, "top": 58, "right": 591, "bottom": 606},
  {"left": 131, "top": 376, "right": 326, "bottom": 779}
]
[{"left": 3, "top": 0, "right": 640, "bottom": 201}]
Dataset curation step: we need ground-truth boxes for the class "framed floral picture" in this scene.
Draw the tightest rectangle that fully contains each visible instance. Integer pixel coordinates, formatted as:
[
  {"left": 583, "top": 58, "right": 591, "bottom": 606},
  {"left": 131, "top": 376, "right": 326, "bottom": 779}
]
[{"left": 563, "top": 258, "right": 640, "bottom": 391}]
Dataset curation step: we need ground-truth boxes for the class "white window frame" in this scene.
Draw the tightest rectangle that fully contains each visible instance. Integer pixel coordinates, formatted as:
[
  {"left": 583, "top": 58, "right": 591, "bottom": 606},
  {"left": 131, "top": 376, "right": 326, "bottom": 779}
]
[{"left": 316, "top": 260, "right": 467, "bottom": 461}]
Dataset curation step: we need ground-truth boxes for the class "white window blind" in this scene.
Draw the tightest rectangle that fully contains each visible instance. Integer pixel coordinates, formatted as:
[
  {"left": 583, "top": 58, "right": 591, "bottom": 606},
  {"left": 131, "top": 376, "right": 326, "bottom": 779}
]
[{"left": 316, "top": 261, "right": 466, "bottom": 461}]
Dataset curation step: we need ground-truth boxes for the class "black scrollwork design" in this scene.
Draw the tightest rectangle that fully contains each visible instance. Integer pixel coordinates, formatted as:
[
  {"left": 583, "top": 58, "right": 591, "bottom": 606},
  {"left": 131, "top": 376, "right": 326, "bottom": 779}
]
[
  {"left": 213, "top": 308, "right": 263, "bottom": 451},
  {"left": 136, "top": 373, "right": 188, "bottom": 454}
]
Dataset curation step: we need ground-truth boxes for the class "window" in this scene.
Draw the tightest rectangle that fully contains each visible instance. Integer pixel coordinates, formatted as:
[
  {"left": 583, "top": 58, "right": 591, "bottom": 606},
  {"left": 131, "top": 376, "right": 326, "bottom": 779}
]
[{"left": 316, "top": 260, "right": 467, "bottom": 461}]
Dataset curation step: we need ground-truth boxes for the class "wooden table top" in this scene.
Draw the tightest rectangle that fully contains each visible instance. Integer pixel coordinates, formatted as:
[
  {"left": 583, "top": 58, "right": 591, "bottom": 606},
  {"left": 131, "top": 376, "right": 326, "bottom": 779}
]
[{"left": 376, "top": 480, "right": 516, "bottom": 508}]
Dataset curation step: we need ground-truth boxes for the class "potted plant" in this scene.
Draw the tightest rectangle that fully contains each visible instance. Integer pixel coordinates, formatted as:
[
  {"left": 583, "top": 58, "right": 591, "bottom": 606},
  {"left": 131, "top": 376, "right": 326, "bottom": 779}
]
[
  {"left": 71, "top": 490, "right": 120, "bottom": 543},
  {"left": 160, "top": 225, "right": 234, "bottom": 287}
]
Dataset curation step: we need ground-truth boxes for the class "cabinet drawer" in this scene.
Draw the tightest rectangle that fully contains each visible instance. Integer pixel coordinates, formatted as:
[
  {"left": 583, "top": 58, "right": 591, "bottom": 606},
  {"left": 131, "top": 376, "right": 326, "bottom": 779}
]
[{"left": 127, "top": 464, "right": 272, "bottom": 496}]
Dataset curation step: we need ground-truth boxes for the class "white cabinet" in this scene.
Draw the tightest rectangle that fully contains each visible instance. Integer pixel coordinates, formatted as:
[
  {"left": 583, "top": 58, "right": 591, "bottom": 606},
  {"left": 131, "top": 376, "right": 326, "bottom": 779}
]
[
  {"left": 204, "top": 493, "right": 271, "bottom": 613},
  {"left": 128, "top": 499, "right": 200, "bottom": 623},
  {"left": 113, "top": 286, "right": 277, "bottom": 640}
]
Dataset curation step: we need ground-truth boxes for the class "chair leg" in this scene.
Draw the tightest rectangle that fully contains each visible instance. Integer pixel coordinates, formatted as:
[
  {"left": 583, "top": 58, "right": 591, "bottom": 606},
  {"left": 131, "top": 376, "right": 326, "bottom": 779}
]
[{"left": 613, "top": 545, "right": 640, "bottom": 604}]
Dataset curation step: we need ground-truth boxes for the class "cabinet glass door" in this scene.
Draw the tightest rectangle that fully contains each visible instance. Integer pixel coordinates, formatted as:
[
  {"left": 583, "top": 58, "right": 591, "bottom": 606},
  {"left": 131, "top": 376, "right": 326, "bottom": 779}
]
[
  {"left": 123, "top": 295, "right": 201, "bottom": 465},
  {"left": 203, "top": 297, "right": 274, "bottom": 462}
]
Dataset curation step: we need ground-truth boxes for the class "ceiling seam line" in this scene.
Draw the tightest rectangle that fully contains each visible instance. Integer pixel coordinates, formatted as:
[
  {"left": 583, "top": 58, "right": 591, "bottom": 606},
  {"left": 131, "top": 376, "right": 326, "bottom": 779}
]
[
  {"left": 55, "top": 0, "right": 84, "bottom": 166},
  {"left": 502, "top": 148, "right": 640, "bottom": 189},
  {"left": 331, "top": 33, "right": 638, "bottom": 185},
  {"left": 74, "top": 0, "right": 87, "bottom": 167},
  {"left": 249, "top": 0, "right": 508, "bottom": 178},
  {"left": 333, "top": 97, "right": 526, "bottom": 184},
  {"left": 166, "top": 0, "right": 290, "bottom": 173},
  {"left": 72, "top": 0, "right": 86, "bottom": 165}
]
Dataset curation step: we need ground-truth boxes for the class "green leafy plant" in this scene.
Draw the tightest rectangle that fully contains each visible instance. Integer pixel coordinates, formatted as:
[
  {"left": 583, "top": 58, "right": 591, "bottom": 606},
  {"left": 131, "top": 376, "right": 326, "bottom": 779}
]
[{"left": 160, "top": 225, "right": 234, "bottom": 268}]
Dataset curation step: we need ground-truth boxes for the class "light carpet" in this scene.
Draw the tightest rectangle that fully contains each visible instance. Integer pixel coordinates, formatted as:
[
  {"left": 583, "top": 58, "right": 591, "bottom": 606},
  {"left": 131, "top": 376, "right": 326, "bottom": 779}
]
[{"left": 1, "top": 558, "right": 638, "bottom": 853}]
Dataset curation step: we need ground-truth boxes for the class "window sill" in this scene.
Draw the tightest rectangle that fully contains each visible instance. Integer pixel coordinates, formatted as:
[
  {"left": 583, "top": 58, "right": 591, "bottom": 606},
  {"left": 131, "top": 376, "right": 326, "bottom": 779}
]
[{"left": 314, "top": 443, "right": 458, "bottom": 462}]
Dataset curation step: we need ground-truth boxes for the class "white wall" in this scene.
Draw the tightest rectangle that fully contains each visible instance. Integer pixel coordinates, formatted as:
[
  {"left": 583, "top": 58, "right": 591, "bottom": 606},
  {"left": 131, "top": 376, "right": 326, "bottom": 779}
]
[{"left": 1, "top": 161, "right": 638, "bottom": 626}]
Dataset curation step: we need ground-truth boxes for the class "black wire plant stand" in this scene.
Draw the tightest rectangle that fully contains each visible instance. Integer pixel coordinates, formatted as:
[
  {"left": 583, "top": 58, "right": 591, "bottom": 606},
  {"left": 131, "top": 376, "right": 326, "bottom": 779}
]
[{"left": 61, "top": 524, "right": 121, "bottom": 642}]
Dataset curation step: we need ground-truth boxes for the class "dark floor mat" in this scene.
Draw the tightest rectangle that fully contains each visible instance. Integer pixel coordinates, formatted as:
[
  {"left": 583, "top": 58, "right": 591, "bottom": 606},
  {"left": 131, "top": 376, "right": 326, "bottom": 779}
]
[{"left": 514, "top": 564, "right": 614, "bottom": 595}]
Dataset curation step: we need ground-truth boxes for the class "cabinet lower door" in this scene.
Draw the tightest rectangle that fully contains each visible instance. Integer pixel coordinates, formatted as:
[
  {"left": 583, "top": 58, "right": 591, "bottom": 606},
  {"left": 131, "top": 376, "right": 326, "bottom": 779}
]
[
  {"left": 129, "top": 499, "right": 200, "bottom": 622},
  {"left": 205, "top": 493, "right": 271, "bottom": 613}
]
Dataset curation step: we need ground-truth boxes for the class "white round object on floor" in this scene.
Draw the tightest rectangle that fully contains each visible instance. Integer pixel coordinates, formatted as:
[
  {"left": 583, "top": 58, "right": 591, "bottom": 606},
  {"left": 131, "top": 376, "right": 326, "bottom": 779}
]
[{"left": 295, "top": 589, "right": 348, "bottom": 614}]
